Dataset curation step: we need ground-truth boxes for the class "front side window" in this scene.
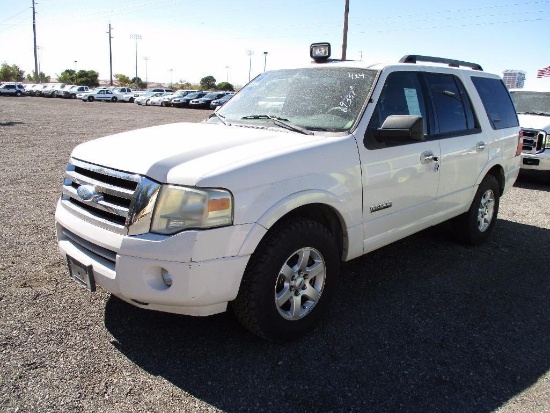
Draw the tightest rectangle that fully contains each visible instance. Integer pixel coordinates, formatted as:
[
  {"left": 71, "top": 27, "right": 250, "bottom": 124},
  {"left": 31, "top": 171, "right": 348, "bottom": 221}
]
[
  {"left": 217, "top": 67, "right": 377, "bottom": 133},
  {"left": 425, "top": 73, "right": 477, "bottom": 134},
  {"left": 365, "top": 71, "right": 428, "bottom": 149},
  {"left": 471, "top": 76, "right": 519, "bottom": 130}
]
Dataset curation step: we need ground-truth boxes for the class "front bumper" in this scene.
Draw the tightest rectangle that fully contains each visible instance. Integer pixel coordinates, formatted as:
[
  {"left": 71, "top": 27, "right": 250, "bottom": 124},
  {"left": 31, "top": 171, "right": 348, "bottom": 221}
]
[
  {"left": 521, "top": 151, "right": 550, "bottom": 171},
  {"left": 55, "top": 200, "right": 252, "bottom": 316}
]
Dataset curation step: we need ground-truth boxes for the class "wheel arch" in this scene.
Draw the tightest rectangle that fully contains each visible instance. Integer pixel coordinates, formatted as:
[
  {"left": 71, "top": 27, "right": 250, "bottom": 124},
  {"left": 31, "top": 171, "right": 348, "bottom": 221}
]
[
  {"left": 482, "top": 164, "right": 506, "bottom": 196},
  {"left": 238, "top": 192, "right": 357, "bottom": 262}
]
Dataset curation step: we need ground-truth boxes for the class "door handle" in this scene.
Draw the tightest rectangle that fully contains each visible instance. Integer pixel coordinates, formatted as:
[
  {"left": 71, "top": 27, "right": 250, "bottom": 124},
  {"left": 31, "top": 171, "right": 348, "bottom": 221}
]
[
  {"left": 420, "top": 151, "right": 439, "bottom": 164},
  {"left": 477, "top": 141, "right": 486, "bottom": 151}
]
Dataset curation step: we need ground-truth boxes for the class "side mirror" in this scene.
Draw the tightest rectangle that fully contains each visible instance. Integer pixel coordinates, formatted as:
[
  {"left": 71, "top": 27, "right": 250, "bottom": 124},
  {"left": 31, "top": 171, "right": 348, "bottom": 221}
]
[{"left": 374, "top": 115, "right": 424, "bottom": 142}]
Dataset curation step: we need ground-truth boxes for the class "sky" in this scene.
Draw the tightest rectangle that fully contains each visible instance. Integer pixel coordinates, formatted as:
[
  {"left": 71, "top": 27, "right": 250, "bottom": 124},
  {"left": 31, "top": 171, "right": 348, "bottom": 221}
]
[{"left": 1, "top": 0, "right": 549, "bottom": 88}]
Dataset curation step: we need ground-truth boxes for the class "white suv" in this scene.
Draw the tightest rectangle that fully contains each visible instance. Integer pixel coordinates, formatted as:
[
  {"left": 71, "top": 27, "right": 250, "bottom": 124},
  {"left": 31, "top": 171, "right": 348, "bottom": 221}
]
[
  {"left": 0, "top": 83, "right": 25, "bottom": 96},
  {"left": 55, "top": 43, "right": 521, "bottom": 341}
]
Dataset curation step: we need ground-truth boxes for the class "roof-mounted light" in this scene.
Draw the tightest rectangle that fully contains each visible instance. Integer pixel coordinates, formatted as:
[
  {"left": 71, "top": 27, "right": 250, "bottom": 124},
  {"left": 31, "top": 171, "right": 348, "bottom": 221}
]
[{"left": 310, "top": 42, "right": 331, "bottom": 62}]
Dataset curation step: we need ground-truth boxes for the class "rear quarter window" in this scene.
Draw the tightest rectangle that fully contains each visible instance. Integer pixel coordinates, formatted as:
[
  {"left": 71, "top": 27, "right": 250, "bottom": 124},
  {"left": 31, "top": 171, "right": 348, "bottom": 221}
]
[{"left": 471, "top": 77, "right": 519, "bottom": 130}]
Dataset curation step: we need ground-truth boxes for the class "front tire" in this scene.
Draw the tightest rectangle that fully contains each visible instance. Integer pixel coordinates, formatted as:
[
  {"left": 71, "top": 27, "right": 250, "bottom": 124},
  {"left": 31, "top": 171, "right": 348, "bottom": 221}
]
[
  {"left": 453, "top": 174, "right": 500, "bottom": 245},
  {"left": 88, "top": 96, "right": 94, "bottom": 102},
  {"left": 233, "top": 218, "right": 340, "bottom": 342},
  {"left": 112, "top": 96, "right": 117, "bottom": 102}
]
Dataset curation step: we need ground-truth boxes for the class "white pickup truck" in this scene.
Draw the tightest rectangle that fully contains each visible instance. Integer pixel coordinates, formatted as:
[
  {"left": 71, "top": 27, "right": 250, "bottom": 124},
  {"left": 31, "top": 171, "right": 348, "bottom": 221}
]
[
  {"left": 56, "top": 43, "right": 521, "bottom": 341},
  {"left": 509, "top": 88, "right": 550, "bottom": 173}
]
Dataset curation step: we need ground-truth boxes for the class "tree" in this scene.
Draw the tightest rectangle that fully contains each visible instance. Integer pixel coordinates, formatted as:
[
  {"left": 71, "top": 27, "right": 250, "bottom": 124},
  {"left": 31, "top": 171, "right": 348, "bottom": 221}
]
[
  {"left": 0, "top": 63, "right": 25, "bottom": 82},
  {"left": 216, "top": 82, "right": 234, "bottom": 92},
  {"left": 200, "top": 75, "right": 216, "bottom": 90},
  {"left": 26, "top": 71, "right": 50, "bottom": 83},
  {"left": 115, "top": 74, "right": 132, "bottom": 87},
  {"left": 76, "top": 70, "right": 100, "bottom": 87},
  {"left": 131, "top": 77, "right": 146, "bottom": 89},
  {"left": 57, "top": 69, "right": 77, "bottom": 84}
]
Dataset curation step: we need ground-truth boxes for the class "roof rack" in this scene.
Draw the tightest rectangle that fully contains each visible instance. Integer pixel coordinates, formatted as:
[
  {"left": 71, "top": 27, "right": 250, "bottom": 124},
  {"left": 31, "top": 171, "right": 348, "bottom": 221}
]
[{"left": 399, "top": 55, "right": 483, "bottom": 71}]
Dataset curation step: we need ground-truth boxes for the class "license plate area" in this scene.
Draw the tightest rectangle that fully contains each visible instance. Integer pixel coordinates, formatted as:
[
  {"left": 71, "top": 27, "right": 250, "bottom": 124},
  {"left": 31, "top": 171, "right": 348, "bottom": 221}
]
[{"left": 67, "top": 256, "right": 96, "bottom": 292}]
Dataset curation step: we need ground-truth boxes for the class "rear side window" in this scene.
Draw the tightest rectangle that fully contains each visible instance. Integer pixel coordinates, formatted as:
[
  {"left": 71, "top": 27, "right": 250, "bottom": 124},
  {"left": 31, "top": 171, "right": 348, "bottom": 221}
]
[
  {"left": 425, "top": 73, "right": 477, "bottom": 135},
  {"left": 471, "top": 77, "right": 519, "bottom": 130}
]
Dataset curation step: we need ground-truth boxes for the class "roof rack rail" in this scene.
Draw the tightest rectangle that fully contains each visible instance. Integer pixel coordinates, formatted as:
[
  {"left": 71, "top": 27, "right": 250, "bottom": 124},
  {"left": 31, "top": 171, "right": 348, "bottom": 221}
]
[{"left": 399, "top": 55, "right": 483, "bottom": 71}]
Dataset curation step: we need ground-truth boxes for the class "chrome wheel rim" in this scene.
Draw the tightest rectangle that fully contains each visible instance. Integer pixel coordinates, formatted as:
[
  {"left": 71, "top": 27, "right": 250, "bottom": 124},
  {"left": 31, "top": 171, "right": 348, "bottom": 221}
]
[
  {"left": 477, "top": 189, "right": 495, "bottom": 232},
  {"left": 274, "top": 247, "right": 326, "bottom": 320}
]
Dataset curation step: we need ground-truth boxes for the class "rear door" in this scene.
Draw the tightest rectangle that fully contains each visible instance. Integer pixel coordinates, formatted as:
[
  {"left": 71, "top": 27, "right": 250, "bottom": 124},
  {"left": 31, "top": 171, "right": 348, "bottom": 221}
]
[{"left": 423, "top": 72, "right": 487, "bottom": 218}]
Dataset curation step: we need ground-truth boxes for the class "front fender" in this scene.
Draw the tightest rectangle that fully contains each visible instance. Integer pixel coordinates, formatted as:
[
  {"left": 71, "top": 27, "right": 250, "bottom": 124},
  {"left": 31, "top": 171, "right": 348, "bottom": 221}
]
[{"left": 237, "top": 189, "right": 362, "bottom": 260}]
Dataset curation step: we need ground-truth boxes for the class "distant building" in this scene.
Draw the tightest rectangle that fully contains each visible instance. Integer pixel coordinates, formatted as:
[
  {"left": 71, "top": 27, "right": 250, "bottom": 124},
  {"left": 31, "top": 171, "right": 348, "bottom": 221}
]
[{"left": 502, "top": 70, "right": 526, "bottom": 89}]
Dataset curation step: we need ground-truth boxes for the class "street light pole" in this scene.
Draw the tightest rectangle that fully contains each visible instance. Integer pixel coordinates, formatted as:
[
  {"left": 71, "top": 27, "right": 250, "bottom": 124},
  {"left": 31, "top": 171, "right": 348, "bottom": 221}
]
[
  {"left": 130, "top": 34, "right": 142, "bottom": 88},
  {"left": 169, "top": 69, "right": 173, "bottom": 89},
  {"left": 74, "top": 60, "right": 77, "bottom": 84},
  {"left": 263, "top": 51, "right": 268, "bottom": 72},
  {"left": 246, "top": 49, "right": 254, "bottom": 82},
  {"left": 143, "top": 57, "right": 149, "bottom": 88}
]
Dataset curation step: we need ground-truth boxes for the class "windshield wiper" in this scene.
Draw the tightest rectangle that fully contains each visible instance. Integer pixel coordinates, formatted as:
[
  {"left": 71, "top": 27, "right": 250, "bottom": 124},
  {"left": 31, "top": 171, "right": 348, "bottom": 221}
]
[
  {"left": 518, "top": 111, "right": 550, "bottom": 116},
  {"left": 209, "top": 111, "right": 231, "bottom": 125},
  {"left": 241, "top": 115, "right": 314, "bottom": 135}
]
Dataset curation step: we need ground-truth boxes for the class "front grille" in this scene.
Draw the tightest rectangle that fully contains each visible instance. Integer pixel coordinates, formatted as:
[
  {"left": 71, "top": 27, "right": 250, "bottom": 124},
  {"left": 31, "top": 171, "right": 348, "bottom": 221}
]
[
  {"left": 61, "top": 158, "right": 161, "bottom": 235},
  {"left": 521, "top": 128, "right": 545, "bottom": 154}
]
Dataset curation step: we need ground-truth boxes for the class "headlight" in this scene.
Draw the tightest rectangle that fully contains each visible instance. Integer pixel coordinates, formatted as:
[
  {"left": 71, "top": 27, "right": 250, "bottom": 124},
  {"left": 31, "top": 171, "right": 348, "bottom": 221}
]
[
  {"left": 544, "top": 132, "right": 550, "bottom": 149},
  {"left": 151, "top": 185, "right": 233, "bottom": 234}
]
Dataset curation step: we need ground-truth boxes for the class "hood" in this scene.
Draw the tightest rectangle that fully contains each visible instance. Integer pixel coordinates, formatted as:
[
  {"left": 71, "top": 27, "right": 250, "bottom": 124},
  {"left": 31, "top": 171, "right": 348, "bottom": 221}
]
[
  {"left": 71, "top": 122, "right": 325, "bottom": 185},
  {"left": 518, "top": 113, "right": 550, "bottom": 131}
]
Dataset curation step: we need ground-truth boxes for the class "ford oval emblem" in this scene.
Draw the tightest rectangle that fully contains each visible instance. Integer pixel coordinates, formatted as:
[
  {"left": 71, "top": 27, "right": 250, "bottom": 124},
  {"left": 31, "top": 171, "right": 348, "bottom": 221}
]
[{"left": 76, "top": 185, "right": 103, "bottom": 203}]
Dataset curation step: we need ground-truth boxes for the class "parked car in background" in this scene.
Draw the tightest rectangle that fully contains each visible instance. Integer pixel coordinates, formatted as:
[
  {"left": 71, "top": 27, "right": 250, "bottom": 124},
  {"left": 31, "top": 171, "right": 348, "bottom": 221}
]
[
  {"left": 160, "top": 90, "right": 200, "bottom": 107},
  {"left": 55, "top": 84, "right": 75, "bottom": 98},
  {"left": 25, "top": 84, "right": 39, "bottom": 96},
  {"left": 510, "top": 88, "right": 550, "bottom": 175},
  {"left": 135, "top": 92, "right": 166, "bottom": 106},
  {"left": 189, "top": 92, "right": 228, "bottom": 109},
  {"left": 210, "top": 93, "right": 234, "bottom": 109},
  {"left": 172, "top": 91, "right": 207, "bottom": 108},
  {"left": 29, "top": 84, "right": 48, "bottom": 96},
  {"left": 39, "top": 83, "right": 63, "bottom": 97},
  {"left": 112, "top": 87, "right": 133, "bottom": 95},
  {"left": 145, "top": 87, "right": 174, "bottom": 94},
  {"left": 43, "top": 84, "right": 70, "bottom": 98},
  {"left": 81, "top": 88, "right": 119, "bottom": 102},
  {"left": 0, "top": 82, "right": 25, "bottom": 96},
  {"left": 62, "top": 85, "right": 90, "bottom": 99},
  {"left": 148, "top": 93, "right": 171, "bottom": 106}
]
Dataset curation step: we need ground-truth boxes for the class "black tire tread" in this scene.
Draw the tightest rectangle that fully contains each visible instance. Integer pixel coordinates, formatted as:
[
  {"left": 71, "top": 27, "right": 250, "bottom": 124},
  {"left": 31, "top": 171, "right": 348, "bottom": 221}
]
[
  {"left": 453, "top": 174, "right": 500, "bottom": 245},
  {"left": 232, "top": 218, "right": 339, "bottom": 341}
]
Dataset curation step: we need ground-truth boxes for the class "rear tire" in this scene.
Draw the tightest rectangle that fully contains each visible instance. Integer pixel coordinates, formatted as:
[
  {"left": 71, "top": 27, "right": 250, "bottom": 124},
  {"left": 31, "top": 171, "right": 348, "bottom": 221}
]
[
  {"left": 452, "top": 174, "right": 500, "bottom": 245},
  {"left": 88, "top": 96, "right": 94, "bottom": 102},
  {"left": 112, "top": 96, "right": 117, "bottom": 102},
  {"left": 232, "top": 218, "right": 340, "bottom": 342}
]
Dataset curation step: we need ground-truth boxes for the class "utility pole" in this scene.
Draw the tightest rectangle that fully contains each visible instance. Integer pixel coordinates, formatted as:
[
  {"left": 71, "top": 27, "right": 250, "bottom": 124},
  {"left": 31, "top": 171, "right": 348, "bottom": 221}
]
[
  {"left": 246, "top": 50, "right": 254, "bottom": 82},
  {"left": 130, "top": 34, "right": 141, "bottom": 88},
  {"left": 143, "top": 57, "right": 149, "bottom": 88},
  {"left": 107, "top": 23, "right": 114, "bottom": 86},
  {"left": 32, "top": 0, "right": 40, "bottom": 82},
  {"left": 341, "top": 0, "right": 349, "bottom": 61}
]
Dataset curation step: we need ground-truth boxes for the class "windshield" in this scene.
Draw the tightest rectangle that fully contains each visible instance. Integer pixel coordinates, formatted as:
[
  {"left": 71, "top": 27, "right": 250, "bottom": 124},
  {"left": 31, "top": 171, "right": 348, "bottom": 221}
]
[
  {"left": 510, "top": 91, "right": 550, "bottom": 116},
  {"left": 216, "top": 67, "right": 377, "bottom": 132}
]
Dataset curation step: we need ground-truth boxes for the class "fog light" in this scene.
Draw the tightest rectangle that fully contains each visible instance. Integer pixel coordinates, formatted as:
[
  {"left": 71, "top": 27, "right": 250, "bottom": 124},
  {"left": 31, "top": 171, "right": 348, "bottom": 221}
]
[{"left": 161, "top": 268, "right": 173, "bottom": 287}]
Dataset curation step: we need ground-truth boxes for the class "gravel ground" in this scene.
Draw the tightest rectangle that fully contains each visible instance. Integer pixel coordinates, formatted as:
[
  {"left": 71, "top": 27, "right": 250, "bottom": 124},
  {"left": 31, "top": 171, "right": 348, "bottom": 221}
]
[{"left": 0, "top": 96, "right": 549, "bottom": 413}]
